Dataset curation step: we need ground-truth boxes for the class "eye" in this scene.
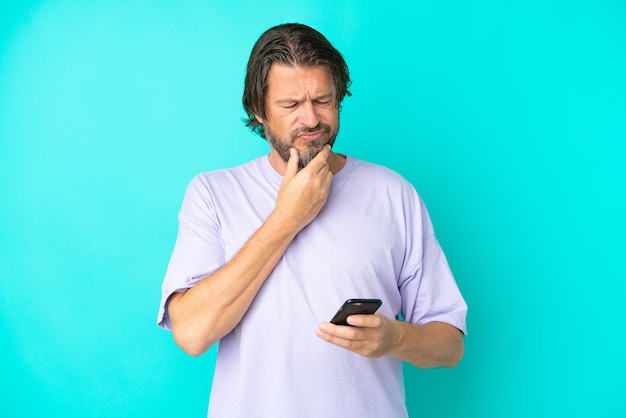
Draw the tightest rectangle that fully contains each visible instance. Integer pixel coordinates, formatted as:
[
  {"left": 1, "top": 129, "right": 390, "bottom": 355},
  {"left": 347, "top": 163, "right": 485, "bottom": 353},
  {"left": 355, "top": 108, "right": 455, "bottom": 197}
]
[{"left": 282, "top": 102, "right": 297, "bottom": 109}]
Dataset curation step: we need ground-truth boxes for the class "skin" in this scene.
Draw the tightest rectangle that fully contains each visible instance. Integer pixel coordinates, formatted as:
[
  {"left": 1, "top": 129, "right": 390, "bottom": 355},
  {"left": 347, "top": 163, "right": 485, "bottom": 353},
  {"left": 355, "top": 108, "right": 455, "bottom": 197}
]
[
  {"left": 257, "top": 64, "right": 345, "bottom": 175},
  {"left": 168, "top": 145, "right": 333, "bottom": 356},
  {"left": 168, "top": 63, "right": 464, "bottom": 368}
]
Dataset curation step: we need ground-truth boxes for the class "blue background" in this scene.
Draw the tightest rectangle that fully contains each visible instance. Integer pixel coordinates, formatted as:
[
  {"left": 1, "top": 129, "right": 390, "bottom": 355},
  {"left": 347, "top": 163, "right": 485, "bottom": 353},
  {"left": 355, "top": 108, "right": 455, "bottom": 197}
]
[{"left": 1, "top": 1, "right": 624, "bottom": 417}]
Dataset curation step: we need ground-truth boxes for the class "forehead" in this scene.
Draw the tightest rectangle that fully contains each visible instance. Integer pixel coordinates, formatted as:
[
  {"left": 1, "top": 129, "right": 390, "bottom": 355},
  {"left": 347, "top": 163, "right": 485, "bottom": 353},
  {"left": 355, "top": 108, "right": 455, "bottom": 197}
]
[{"left": 266, "top": 64, "right": 335, "bottom": 97}]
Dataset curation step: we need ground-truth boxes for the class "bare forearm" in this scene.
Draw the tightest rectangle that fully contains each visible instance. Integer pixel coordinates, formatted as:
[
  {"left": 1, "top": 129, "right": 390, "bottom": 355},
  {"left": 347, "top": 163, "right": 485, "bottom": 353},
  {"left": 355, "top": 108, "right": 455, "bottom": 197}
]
[
  {"left": 168, "top": 213, "right": 297, "bottom": 356},
  {"left": 168, "top": 147, "right": 333, "bottom": 356},
  {"left": 390, "top": 321, "right": 464, "bottom": 368}
]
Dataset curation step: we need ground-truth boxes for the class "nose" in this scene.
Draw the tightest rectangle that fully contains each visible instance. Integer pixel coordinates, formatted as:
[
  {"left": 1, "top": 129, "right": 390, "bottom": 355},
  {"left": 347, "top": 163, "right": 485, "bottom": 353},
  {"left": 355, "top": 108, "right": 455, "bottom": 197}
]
[{"left": 299, "top": 100, "right": 321, "bottom": 128}]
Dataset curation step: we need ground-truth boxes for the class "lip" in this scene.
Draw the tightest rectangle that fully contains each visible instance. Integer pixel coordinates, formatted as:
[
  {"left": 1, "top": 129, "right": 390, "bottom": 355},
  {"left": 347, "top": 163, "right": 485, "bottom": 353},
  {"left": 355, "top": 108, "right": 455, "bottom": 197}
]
[{"left": 297, "top": 131, "right": 325, "bottom": 142}]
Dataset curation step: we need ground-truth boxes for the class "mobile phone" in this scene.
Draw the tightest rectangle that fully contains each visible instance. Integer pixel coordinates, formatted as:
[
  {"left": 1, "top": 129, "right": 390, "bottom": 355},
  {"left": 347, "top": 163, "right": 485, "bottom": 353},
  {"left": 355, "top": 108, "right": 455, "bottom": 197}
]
[{"left": 330, "top": 299, "right": 382, "bottom": 326}]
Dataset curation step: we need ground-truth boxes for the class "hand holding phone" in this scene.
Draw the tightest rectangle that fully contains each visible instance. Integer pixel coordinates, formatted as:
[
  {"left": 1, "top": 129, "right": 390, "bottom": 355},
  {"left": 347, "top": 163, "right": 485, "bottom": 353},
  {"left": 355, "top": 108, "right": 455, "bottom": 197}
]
[{"left": 330, "top": 299, "right": 382, "bottom": 326}]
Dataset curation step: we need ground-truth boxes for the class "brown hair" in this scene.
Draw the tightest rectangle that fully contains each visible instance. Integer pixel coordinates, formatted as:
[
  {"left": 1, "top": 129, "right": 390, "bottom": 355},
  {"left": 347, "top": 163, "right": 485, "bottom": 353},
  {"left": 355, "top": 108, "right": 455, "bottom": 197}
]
[{"left": 242, "top": 23, "right": 352, "bottom": 138}]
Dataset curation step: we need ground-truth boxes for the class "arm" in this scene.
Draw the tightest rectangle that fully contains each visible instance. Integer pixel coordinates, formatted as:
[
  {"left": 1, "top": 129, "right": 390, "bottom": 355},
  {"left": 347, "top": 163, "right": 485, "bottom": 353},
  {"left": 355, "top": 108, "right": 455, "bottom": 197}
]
[
  {"left": 316, "top": 314, "right": 464, "bottom": 368},
  {"left": 169, "top": 146, "right": 333, "bottom": 356}
]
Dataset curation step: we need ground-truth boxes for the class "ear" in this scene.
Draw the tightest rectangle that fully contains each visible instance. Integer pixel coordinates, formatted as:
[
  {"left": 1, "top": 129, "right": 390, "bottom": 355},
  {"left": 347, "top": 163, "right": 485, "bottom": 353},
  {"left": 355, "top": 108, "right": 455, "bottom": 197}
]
[{"left": 254, "top": 113, "right": 264, "bottom": 124}]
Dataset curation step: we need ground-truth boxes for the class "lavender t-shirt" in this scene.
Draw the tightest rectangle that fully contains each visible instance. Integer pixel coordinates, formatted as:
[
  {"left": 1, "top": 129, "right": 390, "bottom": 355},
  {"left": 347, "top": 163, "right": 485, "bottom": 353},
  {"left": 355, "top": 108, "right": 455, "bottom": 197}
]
[{"left": 158, "top": 155, "right": 467, "bottom": 417}]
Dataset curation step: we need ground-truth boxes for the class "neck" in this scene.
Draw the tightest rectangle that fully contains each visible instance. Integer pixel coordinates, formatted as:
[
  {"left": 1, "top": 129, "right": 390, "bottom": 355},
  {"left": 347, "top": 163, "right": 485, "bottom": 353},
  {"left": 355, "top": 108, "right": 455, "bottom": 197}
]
[{"left": 327, "top": 152, "right": 347, "bottom": 174}]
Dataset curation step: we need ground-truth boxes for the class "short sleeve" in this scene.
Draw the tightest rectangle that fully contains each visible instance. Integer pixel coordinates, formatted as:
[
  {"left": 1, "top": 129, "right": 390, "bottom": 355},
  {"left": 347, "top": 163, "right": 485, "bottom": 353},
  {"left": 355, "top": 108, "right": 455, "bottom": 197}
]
[
  {"left": 398, "top": 195, "right": 468, "bottom": 335},
  {"left": 157, "top": 175, "right": 226, "bottom": 330}
]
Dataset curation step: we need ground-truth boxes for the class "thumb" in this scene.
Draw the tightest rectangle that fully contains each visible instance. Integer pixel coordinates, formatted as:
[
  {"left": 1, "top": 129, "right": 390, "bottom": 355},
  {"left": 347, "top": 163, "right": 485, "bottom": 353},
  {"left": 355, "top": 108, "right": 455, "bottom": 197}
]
[{"left": 283, "top": 147, "right": 299, "bottom": 180}]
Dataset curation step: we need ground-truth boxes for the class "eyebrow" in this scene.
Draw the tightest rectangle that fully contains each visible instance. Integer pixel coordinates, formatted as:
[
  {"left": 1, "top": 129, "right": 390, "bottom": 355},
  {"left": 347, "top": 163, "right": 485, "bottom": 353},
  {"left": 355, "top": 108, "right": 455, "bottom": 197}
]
[{"left": 275, "top": 93, "right": 335, "bottom": 105}]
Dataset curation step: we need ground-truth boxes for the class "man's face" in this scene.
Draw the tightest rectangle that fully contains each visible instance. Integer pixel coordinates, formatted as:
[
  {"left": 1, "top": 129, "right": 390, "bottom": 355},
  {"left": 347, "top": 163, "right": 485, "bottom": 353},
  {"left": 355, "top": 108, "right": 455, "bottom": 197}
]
[{"left": 256, "top": 64, "right": 339, "bottom": 169}]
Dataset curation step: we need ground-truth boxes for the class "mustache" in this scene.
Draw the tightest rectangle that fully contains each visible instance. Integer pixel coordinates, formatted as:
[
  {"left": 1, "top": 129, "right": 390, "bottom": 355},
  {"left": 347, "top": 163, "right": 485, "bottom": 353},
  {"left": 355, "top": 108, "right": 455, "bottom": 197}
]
[{"left": 291, "top": 123, "right": 331, "bottom": 138}]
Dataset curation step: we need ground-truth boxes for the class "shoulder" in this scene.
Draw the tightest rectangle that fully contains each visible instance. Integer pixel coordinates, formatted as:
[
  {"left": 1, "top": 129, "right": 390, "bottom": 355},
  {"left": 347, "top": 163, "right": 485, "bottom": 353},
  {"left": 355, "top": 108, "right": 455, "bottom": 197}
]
[
  {"left": 181, "top": 157, "right": 265, "bottom": 209},
  {"left": 346, "top": 156, "right": 417, "bottom": 192},
  {"left": 341, "top": 156, "right": 428, "bottom": 218},
  {"left": 187, "top": 157, "right": 264, "bottom": 192}
]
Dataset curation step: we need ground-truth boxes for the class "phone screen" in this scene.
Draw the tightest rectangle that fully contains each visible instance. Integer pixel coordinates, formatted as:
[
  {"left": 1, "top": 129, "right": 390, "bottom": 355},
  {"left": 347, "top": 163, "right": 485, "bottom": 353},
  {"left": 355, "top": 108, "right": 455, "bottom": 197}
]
[{"left": 330, "top": 299, "right": 382, "bottom": 326}]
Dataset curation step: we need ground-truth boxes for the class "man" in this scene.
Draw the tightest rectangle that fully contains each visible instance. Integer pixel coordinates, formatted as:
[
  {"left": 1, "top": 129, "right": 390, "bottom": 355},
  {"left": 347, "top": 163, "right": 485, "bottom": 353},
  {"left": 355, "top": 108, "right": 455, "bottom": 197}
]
[{"left": 158, "top": 23, "right": 467, "bottom": 417}]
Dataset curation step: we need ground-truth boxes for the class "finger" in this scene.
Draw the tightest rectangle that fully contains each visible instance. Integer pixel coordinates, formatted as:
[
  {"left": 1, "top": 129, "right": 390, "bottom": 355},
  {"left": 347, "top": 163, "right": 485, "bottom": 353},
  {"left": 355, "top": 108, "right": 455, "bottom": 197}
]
[
  {"left": 307, "top": 145, "right": 331, "bottom": 172},
  {"left": 318, "top": 322, "right": 365, "bottom": 341},
  {"left": 346, "top": 314, "right": 381, "bottom": 328},
  {"left": 320, "top": 144, "right": 331, "bottom": 160},
  {"left": 324, "top": 170, "right": 334, "bottom": 185},
  {"left": 283, "top": 147, "right": 299, "bottom": 180}
]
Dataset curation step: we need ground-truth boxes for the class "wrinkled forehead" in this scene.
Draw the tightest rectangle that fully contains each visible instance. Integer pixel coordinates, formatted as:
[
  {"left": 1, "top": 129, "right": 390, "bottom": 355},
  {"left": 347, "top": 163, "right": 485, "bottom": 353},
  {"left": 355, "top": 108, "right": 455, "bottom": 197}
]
[{"left": 266, "top": 64, "right": 336, "bottom": 96}]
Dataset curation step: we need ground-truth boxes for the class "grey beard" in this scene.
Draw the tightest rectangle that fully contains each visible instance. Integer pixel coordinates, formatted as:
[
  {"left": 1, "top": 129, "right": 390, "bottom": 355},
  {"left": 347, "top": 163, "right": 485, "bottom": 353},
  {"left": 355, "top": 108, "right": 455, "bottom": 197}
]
[{"left": 265, "top": 124, "right": 336, "bottom": 168}]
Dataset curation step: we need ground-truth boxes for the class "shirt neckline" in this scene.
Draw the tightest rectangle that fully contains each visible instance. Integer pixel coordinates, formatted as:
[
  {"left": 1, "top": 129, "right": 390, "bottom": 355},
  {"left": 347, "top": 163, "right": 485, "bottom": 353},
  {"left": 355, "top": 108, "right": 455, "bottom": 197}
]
[{"left": 258, "top": 153, "right": 353, "bottom": 187}]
